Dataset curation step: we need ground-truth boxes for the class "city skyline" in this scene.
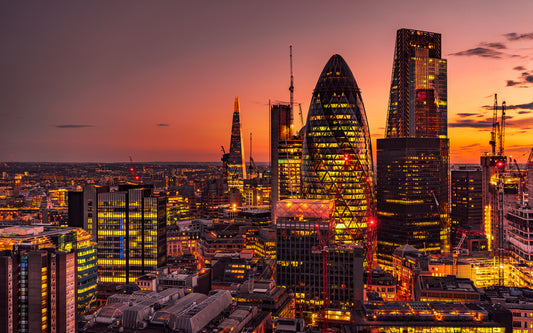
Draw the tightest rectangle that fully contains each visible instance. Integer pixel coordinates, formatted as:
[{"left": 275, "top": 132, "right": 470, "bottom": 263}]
[{"left": 2, "top": 1, "right": 533, "bottom": 163}]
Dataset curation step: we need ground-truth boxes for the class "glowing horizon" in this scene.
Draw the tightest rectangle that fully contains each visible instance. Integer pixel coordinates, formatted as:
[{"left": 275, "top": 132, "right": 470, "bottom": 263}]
[{"left": 1, "top": 1, "right": 532, "bottom": 164}]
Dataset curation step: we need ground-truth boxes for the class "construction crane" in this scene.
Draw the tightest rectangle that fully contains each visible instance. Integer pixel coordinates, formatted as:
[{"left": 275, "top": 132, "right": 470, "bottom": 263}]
[
  {"left": 490, "top": 94, "right": 499, "bottom": 156},
  {"left": 129, "top": 155, "right": 140, "bottom": 182},
  {"left": 452, "top": 231, "right": 467, "bottom": 275},
  {"left": 221, "top": 146, "right": 229, "bottom": 179},
  {"left": 289, "top": 45, "right": 295, "bottom": 135},
  {"left": 514, "top": 158, "right": 527, "bottom": 206},
  {"left": 499, "top": 101, "right": 506, "bottom": 156},
  {"left": 249, "top": 133, "right": 257, "bottom": 178},
  {"left": 298, "top": 103, "right": 305, "bottom": 129}
]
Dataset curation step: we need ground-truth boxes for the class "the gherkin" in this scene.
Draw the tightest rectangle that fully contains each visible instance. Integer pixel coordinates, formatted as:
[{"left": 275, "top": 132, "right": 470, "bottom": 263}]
[{"left": 302, "top": 54, "right": 374, "bottom": 244}]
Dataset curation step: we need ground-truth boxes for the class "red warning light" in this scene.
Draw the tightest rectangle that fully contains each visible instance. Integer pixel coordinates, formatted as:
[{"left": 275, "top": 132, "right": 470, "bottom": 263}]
[
  {"left": 370, "top": 219, "right": 375, "bottom": 225},
  {"left": 344, "top": 154, "right": 349, "bottom": 162},
  {"left": 130, "top": 168, "right": 134, "bottom": 172},
  {"left": 315, "top": 223, "right": 319, "bottom": 229},
  {"left": 497, "top": 161, "right": 504, "bottom": 168},
  {"left": 135, "top": 176, "right": 140, "bottom": 180}
]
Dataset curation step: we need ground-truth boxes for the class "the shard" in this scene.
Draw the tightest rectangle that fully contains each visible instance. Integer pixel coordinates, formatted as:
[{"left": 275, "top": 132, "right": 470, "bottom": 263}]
[
  {"left": 227, "top": 97, "right": 247, "bottom": 190},
  {"left": 302, "top": 54, "right": 374, "bottom": 244}
]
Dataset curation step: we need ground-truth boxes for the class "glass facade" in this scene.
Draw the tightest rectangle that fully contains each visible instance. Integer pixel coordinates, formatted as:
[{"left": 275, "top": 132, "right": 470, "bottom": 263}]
[
  {"left": 301, "top": 54, "right": 374, "bottom": 245},
  {"left": 228, "top": 97, "right": 247, "bottom": 191},
  {"left": 377, "top": 138, "right": 449, "bottom": 266},
  {"left": 386, "top": 28, "right": 447, "bottom": 139},
  {"left": 97, "top": 188, "right": 166, "bottom": 284},
  {"left": 378, "top": 29, "right": 450, "bottom": 267},
  {"left": 275, "top": 199, "right": 364, "bottom": 324},
  {"left": 74, "top": 229, "right": 98, "bottom": 314},
  {"left": 451, "top": 165, "right": 483, "bottom": 244}
]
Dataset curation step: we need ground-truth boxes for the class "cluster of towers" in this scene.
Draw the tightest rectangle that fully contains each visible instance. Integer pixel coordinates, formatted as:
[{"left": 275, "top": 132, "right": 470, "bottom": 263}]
[
  {"left": 223, "top": 28, "right": 451, "bottom": 322},
  {"left": 270, "top": 28, "right": 449, "bottom": 264}
]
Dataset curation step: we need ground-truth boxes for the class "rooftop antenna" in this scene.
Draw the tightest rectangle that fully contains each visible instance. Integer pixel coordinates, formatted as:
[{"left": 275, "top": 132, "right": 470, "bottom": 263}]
[{"left": 289, "top": 44, "right": 294, "bottom": 137}]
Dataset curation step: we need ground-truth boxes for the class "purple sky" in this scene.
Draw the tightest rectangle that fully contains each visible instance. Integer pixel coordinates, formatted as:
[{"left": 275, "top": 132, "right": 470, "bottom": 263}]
[{"left": 1, "top": 1, "right": 533, "bottom": 163}]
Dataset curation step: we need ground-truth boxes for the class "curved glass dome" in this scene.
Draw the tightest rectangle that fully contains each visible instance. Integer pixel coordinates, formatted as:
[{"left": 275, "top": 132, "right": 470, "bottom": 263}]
[{"left": 302, "top": 54, "right": 374, "bottom": 244}]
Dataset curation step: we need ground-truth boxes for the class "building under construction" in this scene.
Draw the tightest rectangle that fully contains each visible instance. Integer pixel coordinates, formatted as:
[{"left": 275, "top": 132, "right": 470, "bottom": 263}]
[
  {"left": 507, "top": 149, "right": 533, "bottom": 287},
  {"left": 270, "top": 46, "right": 303, "bottom": 219},
  {"left": 275, "top": 199, "right": 364, "bottom": 326}
]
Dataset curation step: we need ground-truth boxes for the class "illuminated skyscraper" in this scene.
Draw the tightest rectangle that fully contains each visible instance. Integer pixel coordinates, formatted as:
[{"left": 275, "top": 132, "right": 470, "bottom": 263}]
[
  {"left": 301, "top": 54, "right": 374, "bottom": 244},
  {"left": 0, "top": 225, "right": 97, "bottom": 332},
  {"left": 96, "top": 185, "right": 167, "bottom": 285},
  {"left": 377, "top": 29, "right": 450, "bottom": 267},
  {"left": 270, "top": 103, "right": 302, "bottom": 214},
  {"left": 385, "top": 29, "right": 447, "bottom": 138},
  {"left": 275, "top": 199, "right": 363, "bottom": 323},
  {"left": 228, "top": 97, "right": 247, "bottom": 191}
]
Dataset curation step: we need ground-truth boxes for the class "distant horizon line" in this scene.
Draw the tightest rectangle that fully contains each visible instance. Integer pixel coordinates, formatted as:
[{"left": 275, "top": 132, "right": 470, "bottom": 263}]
[{"left": 0, "top": 160, "right": 485, "bottom": 166}]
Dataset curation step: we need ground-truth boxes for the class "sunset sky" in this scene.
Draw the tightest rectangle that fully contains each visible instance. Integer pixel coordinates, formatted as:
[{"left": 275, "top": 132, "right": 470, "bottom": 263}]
[{"left": 1, "top": 1, "right": 532, "bottom": 164}]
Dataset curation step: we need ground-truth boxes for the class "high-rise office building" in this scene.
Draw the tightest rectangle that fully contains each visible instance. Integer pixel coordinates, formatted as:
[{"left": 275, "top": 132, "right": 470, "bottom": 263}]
[
  {"left": 481, "top": 154, "right": 507, "bottom": 251},
  {"left": 270, "top": 103, "right": 302, "bottom": 216},
  {"left": 451, "top": 165, "right": 483, "bottom": 243},
  {"left": 228, "top": 97, "right": 247, "bottom": 191},
  {"left": 385, "top": 29, "right": 447, "bottom": 139},
  {"left": 506, "top": 158, "right": 533, "bottom": 287},
  {"left": 95, "top": 185, "right": 167, "bottom": 285},
  {"left": 0, "top": 225, "right": 95, "bottom": 333},
  {"left": 275, "top": 199, "right": 363, "bottom": 324},
  {"left": 69, "top": 185, "right": 166, "bottom": 286},
  {"left": 301, "top": 54, "right": 374, "bottom": 245},
  {"left": 377, "top": 29, "right": 450, "bottom": 267}
]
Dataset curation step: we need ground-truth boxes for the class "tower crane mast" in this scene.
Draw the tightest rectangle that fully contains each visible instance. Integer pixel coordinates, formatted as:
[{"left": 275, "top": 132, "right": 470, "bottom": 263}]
[
  {"left": 490, "top": 94, "right": 499, "bottom": 156},
  {"left": 499, "top": 101, "right": 506, "bottom": 156},
  {"left": 289, "top": 45, "right": 294, "bottom": 136}
]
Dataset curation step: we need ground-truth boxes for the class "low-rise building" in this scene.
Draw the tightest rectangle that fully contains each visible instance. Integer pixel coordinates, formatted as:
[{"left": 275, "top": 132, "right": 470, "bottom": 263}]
[
  {"left": 351, "top": 301, "right": 512, "bottom": 332},
  {"left": 233, "top": 279, "right": 294, "bottom": 319},
  {"left": 415, "top": 275, "right": 480, "bottom": 303}
]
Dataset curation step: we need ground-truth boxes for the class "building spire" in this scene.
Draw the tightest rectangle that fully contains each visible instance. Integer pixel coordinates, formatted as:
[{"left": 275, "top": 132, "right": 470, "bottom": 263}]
[
  {"left": 228, "top": 96, "right": 247, "bottom": 191},
  {"left": 234, "top": 96, "right": 240, "bottom": 113}
]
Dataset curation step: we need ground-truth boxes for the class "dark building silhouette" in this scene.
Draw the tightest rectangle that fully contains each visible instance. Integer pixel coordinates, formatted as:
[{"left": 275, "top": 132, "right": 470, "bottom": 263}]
[
  {"left": 301, "top": 54, "right": 374, "bottom": 245},
  {"left": 377, "top": 29, "right": 450, "bottom": 267},
  {"left": 377, "top": 138, "right": 448, "bottom": 264},
  {"left": 451, "top": 165, "right": 483, "bottom": 242}
]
